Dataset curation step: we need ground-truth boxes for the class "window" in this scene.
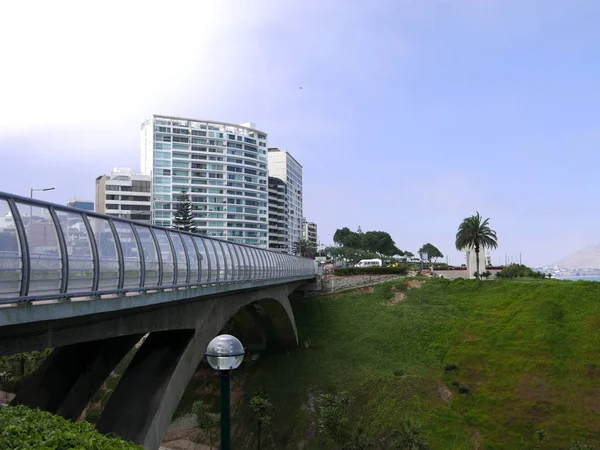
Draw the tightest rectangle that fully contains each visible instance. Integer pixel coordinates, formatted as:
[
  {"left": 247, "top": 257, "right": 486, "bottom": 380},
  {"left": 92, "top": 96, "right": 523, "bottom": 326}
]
[
  {"left": 172, "top": 153, "right": 189, "bottom": 159},
  {"left": 106, "top": 204, "right": 119, "bottom": 209},
  {"left": 173, "top": 144, "right": 189, "bottom": 150},
  {"left": 173, "top": 136, "right": 189, "bottom": 143},
  {"left": 192, "top": 130, "right": 206, "bottom": 136},
  {"left": 172, "top": 161, "right": 189, "bottom": 168},
  {"left": 173, "top": 127, "right": 190, "bottom": 135},
  {"left": 106, "top": 185, "right": 119, "bottom": 191},
  {"left": 154, "top": 151, "right": 171, "bottom": 159}
]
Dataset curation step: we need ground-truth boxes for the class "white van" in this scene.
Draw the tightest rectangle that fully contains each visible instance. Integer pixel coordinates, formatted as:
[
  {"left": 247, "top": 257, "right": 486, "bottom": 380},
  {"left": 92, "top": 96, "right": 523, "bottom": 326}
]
[{"left": 355, "top": 259, "right": 382, "bottom": 268}]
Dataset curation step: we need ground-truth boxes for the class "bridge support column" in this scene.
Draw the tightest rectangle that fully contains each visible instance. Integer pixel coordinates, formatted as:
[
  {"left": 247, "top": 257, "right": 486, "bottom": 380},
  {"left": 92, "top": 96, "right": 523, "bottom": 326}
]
[
  {"left": 96, "top": 328, "right": 217, "bottom": 450},
  {"left": 11, "top": 334, "right": 142, "bottom": 421}
]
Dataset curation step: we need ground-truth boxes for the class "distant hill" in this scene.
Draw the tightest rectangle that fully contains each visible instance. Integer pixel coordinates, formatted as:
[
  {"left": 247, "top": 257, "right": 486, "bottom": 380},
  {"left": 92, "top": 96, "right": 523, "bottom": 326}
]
[{"left": 552, "top": 243, "right": 600, "bottom": 267}]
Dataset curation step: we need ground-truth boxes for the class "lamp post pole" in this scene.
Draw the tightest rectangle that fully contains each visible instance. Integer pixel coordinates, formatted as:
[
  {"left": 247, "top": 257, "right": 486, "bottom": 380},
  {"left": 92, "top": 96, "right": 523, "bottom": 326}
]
[
  {"left": 206, "top": 334, "right": 245, "bottom": 450},
  {"left": 220, "top": 370, "right": 231, "bottom": 449},
  {"left": 29, "top": 187, "right": 55, "bottom": 221}
]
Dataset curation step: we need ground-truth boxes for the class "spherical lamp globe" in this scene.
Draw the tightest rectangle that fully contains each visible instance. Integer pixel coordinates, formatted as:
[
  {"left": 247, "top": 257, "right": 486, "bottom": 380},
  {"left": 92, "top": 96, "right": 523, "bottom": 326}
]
[{"left": 205, "top": 334, "right": 245, "bottom": 371}]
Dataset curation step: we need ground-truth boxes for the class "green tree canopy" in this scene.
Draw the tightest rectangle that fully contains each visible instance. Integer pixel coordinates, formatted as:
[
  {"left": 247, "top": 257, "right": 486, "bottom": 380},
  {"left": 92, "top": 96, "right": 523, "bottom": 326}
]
[
  {"left": 173, "top": 190, "right": 197, "bottom": 233},
  {"left": 332, "top": 228, "right": 402, "bottom": 256},
  {"left": 333, "top": 227, "right": 361, "bottom": 248},
  {"left": 418, "top": 243, "right": 444, "bottom": 262},
  {"left": 455, "top": 211, "right": 498, "bottom": 279},
  {"left": 293, "top": 238, "right": 316, "bottom": 258}
]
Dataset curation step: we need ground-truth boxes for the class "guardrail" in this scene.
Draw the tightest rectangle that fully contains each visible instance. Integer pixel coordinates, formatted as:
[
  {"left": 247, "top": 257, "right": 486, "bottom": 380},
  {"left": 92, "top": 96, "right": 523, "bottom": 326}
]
[{"left": 0, "top": 191, "right": 316, "bottom": 303}]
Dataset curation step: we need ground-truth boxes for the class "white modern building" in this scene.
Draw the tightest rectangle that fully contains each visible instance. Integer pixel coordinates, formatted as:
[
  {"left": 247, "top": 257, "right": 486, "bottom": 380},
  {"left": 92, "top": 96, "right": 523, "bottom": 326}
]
[
  {"left": 95, "top": 167, "right": 152, "bottom": 223},
  {"left": 141, "top": 115, "right": 269, "bottom": 247},
  {"left": 268, "top": 148, "right": 303, "bottom": 254}
]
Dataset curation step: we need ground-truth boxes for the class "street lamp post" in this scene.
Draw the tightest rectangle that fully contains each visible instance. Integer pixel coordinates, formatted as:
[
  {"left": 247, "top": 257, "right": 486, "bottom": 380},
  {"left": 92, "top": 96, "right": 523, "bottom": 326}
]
[
  {"left": 29, "top": 187, "right": 55, "bottom": 221},
  {"left": 206, "top": 334, "right": 245, "bottom": 450},
  {"left": 419, "top": 251, "right": 429, "bottom": 273}
]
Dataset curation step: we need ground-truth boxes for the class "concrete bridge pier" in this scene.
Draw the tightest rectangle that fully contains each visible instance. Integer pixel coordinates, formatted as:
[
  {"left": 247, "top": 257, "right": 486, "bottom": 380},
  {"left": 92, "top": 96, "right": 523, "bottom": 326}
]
[{"left": 12, "top": 334, "right": 143, "bottom": 421}]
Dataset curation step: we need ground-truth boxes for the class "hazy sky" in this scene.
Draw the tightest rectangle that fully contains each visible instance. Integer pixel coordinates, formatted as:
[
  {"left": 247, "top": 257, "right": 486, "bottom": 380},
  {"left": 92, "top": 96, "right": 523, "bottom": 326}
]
[{"left": 1, "top": 0, "right": 599, "bottom": 266}]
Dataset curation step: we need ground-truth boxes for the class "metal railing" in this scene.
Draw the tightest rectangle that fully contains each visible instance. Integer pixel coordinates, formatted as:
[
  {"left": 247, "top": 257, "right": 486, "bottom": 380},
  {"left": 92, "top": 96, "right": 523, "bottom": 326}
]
[{"left": 0, "top": 191, "right": 316, "bottom": 304}]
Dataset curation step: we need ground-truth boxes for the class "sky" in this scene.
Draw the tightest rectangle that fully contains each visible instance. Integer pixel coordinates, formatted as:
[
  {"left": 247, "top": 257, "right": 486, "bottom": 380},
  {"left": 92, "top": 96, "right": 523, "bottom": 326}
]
[{"left": 1, "top": 0, "right": 599, "bottom": 266}]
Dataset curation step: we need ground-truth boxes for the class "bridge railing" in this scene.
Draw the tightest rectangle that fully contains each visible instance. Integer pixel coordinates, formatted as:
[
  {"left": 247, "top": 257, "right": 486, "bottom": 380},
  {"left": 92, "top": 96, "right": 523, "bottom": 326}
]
[{"left": 0, "top": 191, "right": 316, "bottom": 303}]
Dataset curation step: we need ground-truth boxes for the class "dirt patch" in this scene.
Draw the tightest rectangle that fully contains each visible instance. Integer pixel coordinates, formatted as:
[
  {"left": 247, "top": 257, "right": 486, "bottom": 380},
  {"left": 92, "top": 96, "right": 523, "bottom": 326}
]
[
  {"left": 436, "top": 385, "right": 453, "bottom": 402},
  {"left": 407, "top": 280, "right": 424, "bottom": 289},
  {"left": 389, "top": 280, "right": 424, "bottom": 304},
  {"left": 517, "top": 374, "right": 551, "bottom": 402},
  {"left": 470, "top": 427, "right": 482, "bottom": 450},
  {"left": 389, "top": 287, "right": 405, "bottom": 304}
]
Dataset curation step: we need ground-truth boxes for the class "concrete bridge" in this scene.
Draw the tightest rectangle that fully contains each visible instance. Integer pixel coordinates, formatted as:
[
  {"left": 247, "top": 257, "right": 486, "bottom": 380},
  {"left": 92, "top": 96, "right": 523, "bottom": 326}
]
[{"left": 0, "top": 191, "right": 317, "bottom": 449}]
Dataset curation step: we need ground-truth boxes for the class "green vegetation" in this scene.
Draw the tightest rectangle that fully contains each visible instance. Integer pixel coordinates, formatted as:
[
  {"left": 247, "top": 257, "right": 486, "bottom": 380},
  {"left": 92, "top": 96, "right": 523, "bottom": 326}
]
[
  {"left": 0, "top": 405, "right": 142, "bottom": 449},
  {"left": 496, "top": 264, "right": 547, "bottom": 279},
  {"left": 455, "top": 212, "right": 498, "bottom": 279},
  {"left": 192, "top": 400, "right": 219, "bottom": 449},
  {"left": 419, "top": 243, "right": 444, "bottom": 262},
  {"left": 0, "top": 350, "right": 51, "bottom": 398},
  {"left": 332, "top": 227, "right": 402, "bottom": 256},
  {"left": 173, "top": 189, "right": 197, "bottom": 233},
  {"left": 293, "top": 238, "right": 316, "bottom": 258},
  {"left": 175, "top": 277, "right": 600, "bottom": 449},
  {"left": 333, "top": 266, "right": 408, "bottom": 276}
]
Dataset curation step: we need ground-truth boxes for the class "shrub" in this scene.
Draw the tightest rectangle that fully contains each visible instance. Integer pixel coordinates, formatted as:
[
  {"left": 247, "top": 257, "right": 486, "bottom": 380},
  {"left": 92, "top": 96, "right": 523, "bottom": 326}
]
[
  {"left": 333, "top": 266, "right": 408, "bottom": 276},
  {"left": 444, "top": 363, "right": 458, "bottom": 372},
  {"left": 571, "top": 441, "right": 595, "bottom": 450},
  {"left": 388, "top": 418, "right": 429, "bottom": 449},
  {"left": 451, "top": 380, "right": 460, "bottom": 388},
  {"left": 394, "top": 369, "right": 405, "bottom": 377},
  {"left": 458, "top": 384, "right": 471, "bottom": 394},
  {"left": 0, "top": 405, "right": 142, "bottom": 449},
  {"left": 496, "top": 264, "right": 545, "bottom": 279}
]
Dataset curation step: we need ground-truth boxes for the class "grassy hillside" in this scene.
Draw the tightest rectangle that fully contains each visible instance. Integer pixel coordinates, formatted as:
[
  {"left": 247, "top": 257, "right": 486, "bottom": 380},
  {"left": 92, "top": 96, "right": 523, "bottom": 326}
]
[{"left": 178, "top": 278, "right": 600, "bottom": 449}]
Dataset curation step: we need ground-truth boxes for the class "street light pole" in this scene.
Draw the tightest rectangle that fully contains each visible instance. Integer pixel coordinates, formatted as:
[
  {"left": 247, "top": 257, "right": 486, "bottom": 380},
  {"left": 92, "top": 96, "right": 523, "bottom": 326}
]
[
  {"left": 30, "top": 187, "right": 55, "bottom": 221},
  {"left": 206, "top": 334, "right": 245, "bottom": 450}
]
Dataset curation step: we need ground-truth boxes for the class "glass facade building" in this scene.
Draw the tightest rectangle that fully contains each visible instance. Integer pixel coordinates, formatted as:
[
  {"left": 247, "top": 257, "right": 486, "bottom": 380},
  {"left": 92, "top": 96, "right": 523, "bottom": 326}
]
[{"left": 141, "top": 115, "right": 269, "bottom": 248}]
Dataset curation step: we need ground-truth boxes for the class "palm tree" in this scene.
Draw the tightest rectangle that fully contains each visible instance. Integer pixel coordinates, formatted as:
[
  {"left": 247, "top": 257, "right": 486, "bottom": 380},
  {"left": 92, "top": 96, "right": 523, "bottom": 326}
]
[
  {"left": 292, "top": 238, "right": 316, "bottom": 258},
  {"left": 455, "top": 212, "right": 498, "bottom": 280}
]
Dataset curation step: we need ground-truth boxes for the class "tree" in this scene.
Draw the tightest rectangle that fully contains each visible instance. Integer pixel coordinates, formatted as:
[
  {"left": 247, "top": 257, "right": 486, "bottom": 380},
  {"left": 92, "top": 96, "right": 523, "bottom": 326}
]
[
  {"left": 293, "top": 238, "right": 316, "bottom": 258},
  {"left": 362, "top": 231, "right": 402, "bottom": 256},
  {"left": 173, "top": 190, "right": 197, "bottom": 233},
  {"left": 316, "top": 391, "right": 352, "bottom": 446},
  {"left": 249, "top": 394, "right": 273, "bottom": 450},
  {"left": 192, "top": 400, "right": 219, "bottom": 450},
  {"left": 333, "top": 227, "right": 361, "bottom": 248},
  {"left": 455, "top": 212, "right": 498, "bottom": 280},
  {"left": 418, "top": 243, "right": 443, "bottom": 262}
]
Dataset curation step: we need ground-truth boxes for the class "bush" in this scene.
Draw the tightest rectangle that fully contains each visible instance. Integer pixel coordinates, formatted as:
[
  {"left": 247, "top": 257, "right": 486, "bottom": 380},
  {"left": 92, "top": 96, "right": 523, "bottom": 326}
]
[
  {"left": 458, "top": 384, "right": 471, "bottom": 394},
  {"left": 333, "top": 266, "right": 408, "bottom": 276},
  {"left": 0, "top": 405, "right": 142, "bottom": 449},
  {"left": 496, "top": 264, "right": 545, "bottom": 279},
  {"left": 444, "top": 363, "right": 458, "bottom": 372}
]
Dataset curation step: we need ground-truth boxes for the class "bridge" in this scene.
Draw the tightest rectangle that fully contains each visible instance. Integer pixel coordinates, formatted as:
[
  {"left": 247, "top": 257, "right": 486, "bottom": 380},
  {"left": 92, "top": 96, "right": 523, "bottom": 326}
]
[{"left": 0, "top": 191, "right": 317, "bottom": 449}]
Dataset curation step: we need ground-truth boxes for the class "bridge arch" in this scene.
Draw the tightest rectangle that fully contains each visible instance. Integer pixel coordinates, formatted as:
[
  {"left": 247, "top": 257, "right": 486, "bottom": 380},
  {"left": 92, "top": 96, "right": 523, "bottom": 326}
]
[{"left": 11, "top": 282, "right": 303, "bottom": 450}]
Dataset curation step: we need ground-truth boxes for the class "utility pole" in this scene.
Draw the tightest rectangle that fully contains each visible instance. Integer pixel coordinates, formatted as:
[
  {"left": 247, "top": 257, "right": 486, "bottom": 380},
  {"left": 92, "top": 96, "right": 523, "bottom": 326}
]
[{"left": 519, "top": 252, "right": 522, "bottom": 265}]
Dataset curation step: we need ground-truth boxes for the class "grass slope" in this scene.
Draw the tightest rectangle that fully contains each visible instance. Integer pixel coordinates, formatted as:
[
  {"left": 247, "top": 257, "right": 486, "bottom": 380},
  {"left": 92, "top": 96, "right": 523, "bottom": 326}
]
[{"left": 180, "top": 278, "right": 600, "bottom": 449}]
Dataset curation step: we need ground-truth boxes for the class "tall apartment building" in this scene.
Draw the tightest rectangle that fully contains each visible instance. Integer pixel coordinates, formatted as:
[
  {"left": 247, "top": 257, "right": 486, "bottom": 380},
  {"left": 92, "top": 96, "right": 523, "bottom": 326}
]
[
  {"left": 141, "top": 115, "right": 269, "bottom": 247},
  {"left": 268, "top": 177, "right": 288, "bottom": 252},
  {"left": 95, "top": 167, "right": 152, "bottom": 223},
  {"left": 302, "top": 219, "right": 318, "bottom": 250},
  {"left": 268, "top": 148, "right": 303, "bottom": 254}
]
